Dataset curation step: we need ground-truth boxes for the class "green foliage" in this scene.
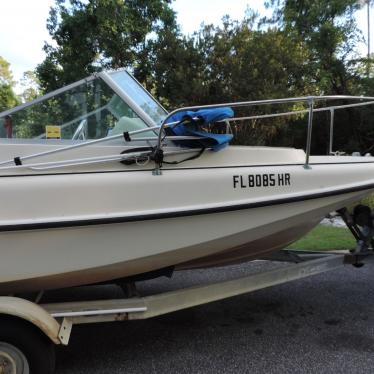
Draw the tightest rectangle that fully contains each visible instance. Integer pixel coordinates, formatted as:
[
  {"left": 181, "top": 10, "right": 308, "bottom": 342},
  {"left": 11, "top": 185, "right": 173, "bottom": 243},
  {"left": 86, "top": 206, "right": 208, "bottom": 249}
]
[
  {"left": 0, "top": 56, "right": 16, "bottom": 87},
  {"left": 19, "top": 71, "right": 41, "bottom": 103},
  {"left": 0, "top": 56, "right": 19, "bottom": 112},
  {"left": 147, "top": 29, "right": 206, "bottom": 107},
  {"left": 0, "top": 85, "right": 19, "bottom": 112},
  {"left": 32, "top": 0, "right": 374, "bottom": 154},
  {"left": 266, "top": 0, "right": 362, "bottom": 94},
  {"left": 361, "top": 193, "right": 374, "bottom": 209},
  {"left": 151, "top": 16, "right": 312, "bottom": 110},
  {"left": 36, "top": 0, "right": 176, "bottom": 92},
  {"left": 288, "top": 225, "right": 356, "bottom": 251},
  {"left": 260, "top": 0, "right": 374, "bottom": 153}
]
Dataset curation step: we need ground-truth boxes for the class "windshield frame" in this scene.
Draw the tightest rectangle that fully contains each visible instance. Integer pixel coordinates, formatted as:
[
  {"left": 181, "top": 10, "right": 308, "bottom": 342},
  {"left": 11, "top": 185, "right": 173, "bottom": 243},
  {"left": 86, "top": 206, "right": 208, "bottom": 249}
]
[
  {"left": 103, "top": 69, "right": 167, "bottom": 128},
  {"left": 0, "top": 75, "right": 97, "bottom": 119},
  {"left": 0, "top": 69, "right": 168, "bottom": 133}
]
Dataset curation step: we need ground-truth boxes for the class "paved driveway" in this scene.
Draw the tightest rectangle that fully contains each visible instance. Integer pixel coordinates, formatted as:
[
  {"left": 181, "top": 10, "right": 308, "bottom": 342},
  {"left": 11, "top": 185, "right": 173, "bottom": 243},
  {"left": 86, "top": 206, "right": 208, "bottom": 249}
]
[{"left": 54, "top": 260, "right": 374, "bottom": 374}]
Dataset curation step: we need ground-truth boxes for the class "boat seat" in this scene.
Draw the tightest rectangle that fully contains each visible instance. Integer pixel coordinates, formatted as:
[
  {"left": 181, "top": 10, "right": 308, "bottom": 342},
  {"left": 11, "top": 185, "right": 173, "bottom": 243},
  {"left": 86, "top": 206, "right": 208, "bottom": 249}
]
[{"left": 109, "top": 116, "right": 155, "bottom": 138}]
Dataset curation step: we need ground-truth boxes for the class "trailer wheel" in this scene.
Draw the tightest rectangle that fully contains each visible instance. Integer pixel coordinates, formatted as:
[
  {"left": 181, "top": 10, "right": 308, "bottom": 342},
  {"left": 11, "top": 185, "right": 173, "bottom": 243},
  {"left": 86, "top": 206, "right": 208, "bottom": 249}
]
[
  {"left": 0, "top": 316, "right": 55, "bottom": 374},
  {"left": 0, "top": 342, "right": 29, "bottom": 373}
]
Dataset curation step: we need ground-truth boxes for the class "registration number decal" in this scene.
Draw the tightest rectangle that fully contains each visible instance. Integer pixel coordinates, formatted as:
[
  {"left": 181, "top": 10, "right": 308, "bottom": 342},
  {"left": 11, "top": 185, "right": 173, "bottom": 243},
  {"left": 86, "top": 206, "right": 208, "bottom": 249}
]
[{"left": 233, "top": 174, "right": 291, "bottom": 188}]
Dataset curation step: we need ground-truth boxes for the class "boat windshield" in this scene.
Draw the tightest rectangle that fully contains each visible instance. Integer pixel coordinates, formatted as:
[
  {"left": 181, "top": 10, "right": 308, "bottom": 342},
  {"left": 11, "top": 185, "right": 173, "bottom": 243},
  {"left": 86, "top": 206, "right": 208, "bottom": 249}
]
[
  {"left": 109, "top": 70, "right": 167, "bottom": 126},
  {"left": 0, "top": 70, "right": 167, "bottom": 141}
]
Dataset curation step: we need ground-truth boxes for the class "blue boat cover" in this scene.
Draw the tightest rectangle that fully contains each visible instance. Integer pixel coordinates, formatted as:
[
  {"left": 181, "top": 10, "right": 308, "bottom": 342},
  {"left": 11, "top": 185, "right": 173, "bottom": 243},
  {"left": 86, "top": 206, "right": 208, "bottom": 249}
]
[{"left": 165, "top": 107, "right": 234, "bottom": 151}]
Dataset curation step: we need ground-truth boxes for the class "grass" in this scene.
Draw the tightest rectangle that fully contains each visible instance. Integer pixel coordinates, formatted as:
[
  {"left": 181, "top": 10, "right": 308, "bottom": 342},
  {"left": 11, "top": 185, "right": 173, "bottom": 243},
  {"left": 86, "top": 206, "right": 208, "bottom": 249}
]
[
  {"left": 288, "top": 225, "right": 356, "bottom": 251},
  {"left": 361, "top": 193, "right": 374, "bottom": 209},
  {"left": 287, "top": 192, "right": 374, "bottom": 251}
]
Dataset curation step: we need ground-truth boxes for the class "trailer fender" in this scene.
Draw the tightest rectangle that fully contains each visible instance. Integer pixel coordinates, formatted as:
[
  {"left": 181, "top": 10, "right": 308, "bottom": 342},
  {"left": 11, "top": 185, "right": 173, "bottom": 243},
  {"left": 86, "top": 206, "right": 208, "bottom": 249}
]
[{"left": 0, "top": 296, "right": 60, "bottom": 344}]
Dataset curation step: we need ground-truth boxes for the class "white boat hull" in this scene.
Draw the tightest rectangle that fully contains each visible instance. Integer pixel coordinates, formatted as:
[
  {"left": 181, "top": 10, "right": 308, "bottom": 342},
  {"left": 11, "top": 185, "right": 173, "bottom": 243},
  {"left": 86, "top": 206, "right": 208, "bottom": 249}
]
[{"left": 0, "top": 145, "right": 373, "bottom": 293}]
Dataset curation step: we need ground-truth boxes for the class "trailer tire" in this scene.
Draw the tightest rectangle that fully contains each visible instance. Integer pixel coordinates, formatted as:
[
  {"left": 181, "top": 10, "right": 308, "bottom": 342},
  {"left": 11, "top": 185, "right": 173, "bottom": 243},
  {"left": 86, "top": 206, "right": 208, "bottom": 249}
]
[{"left": 0, "top": 316, "right": 56, "bottom": 374}]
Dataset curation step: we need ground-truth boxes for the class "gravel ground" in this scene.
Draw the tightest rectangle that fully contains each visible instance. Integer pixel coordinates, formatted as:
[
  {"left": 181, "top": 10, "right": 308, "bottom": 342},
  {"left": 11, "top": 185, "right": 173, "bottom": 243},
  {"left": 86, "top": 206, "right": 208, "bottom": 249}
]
[{"left": 54, "top": 259, "right": 374, "bottom": 374}]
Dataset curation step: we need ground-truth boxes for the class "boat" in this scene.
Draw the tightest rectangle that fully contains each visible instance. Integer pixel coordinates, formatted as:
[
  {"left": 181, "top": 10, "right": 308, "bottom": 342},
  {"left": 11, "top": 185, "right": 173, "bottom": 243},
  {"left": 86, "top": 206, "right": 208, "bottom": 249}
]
[{"left": 0, "top": 68, "right": 373, "bottom": 294}]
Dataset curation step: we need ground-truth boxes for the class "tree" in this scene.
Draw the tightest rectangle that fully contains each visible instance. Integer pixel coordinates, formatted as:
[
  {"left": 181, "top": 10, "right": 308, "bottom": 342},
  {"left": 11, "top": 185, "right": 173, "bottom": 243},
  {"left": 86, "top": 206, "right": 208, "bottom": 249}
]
[
  {"left": 19, "top": 71, "right": 41, "bottom": 103},
  {"left": 265, "top": 0, "right": 362, "bottom": 94},
  {"left": 151, "top": 14, "right": 311, "bottom": 108},
  {"left": 35, "top": 1, "right": 372, "bottom": 154},
  {"left": 36, "top": 0, "right": 177, "bottom": 92},
  {"left": 261, "top": 0, "right": 374, "bottom": 154},
  {"left": 0, "top": 56, "right": 19, "bottom": 112},
  {"left": 189, "top": 17, "right": 312, "bottom": 147},
  {"left": 146, "top": 27, "right": 206, "bottom": 108}
]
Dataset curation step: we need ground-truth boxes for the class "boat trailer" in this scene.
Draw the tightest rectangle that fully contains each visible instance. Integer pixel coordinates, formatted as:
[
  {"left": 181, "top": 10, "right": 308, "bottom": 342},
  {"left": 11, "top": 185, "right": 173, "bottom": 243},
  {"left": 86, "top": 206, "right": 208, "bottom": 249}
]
[{"left": 0, "top": 246, "right": 372, "bottom": 374}]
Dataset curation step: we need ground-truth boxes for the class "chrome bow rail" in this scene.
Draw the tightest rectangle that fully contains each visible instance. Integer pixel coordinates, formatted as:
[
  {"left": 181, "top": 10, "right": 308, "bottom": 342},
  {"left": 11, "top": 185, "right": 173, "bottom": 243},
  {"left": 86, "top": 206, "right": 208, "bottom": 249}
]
[{"left": 155, "top": 95, "right": 374, "bottom": 173}]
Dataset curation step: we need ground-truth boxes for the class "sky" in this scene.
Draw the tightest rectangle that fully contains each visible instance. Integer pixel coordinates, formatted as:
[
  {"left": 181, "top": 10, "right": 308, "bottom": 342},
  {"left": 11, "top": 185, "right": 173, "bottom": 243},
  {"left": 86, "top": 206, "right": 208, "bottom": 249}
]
[{"left": 0, "top": 0, "right": 372, "bottom": 89}]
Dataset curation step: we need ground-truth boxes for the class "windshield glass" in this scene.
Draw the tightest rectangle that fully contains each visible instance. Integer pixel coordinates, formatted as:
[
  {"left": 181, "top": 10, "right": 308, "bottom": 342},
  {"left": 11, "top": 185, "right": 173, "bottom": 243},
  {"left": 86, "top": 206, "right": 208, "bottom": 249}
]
[
  {"left": 0, "top": 74, "right": 156, "bottom": 140},
  {"left": 109, "top": 70, "right": 167, "bottom": 126}
]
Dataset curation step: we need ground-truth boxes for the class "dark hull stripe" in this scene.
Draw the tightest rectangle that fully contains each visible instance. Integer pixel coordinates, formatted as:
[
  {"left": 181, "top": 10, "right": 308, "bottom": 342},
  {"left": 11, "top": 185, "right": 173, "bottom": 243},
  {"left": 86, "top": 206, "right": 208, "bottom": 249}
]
[{"left": 1, "top": 182, "right": 374, "bottom": 232}]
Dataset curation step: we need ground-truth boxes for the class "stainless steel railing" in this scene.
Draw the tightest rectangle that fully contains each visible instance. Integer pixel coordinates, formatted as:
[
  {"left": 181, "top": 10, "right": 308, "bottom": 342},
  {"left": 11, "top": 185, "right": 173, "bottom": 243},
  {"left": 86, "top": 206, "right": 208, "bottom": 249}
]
[
  {"left": 155, "top": 95, "right": 374, "bottom": 172},
  {"left": 0, "top": 95, "right": 373, "bottom": 173}
]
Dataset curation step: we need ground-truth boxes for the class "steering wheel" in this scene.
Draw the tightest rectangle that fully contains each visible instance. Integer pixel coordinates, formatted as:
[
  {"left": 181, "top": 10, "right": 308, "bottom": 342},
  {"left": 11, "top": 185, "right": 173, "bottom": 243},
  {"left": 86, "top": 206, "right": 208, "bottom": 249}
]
[{"left": 72, "top": 119, "right": 87, "bottom": 140}]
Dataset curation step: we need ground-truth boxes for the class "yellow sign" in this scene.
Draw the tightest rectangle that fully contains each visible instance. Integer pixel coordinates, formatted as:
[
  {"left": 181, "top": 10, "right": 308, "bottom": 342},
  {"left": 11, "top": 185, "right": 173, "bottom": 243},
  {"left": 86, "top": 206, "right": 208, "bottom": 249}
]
[{"left": 46, "top": 125, "right": 61, "bottom": 139}]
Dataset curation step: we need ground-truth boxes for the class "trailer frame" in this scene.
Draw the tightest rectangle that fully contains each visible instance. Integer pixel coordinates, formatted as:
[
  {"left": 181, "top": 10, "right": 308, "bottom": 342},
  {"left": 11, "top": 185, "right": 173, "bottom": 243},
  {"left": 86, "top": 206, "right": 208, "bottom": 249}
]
[{"left": 0, "top": 249, "right": 372, "bottom": 373}]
